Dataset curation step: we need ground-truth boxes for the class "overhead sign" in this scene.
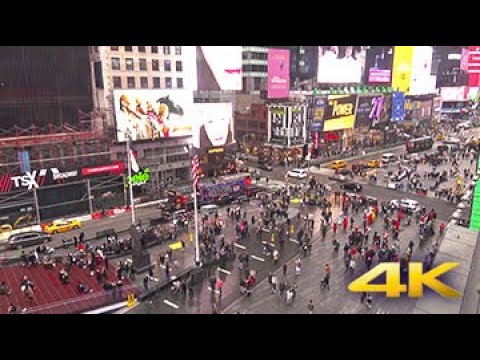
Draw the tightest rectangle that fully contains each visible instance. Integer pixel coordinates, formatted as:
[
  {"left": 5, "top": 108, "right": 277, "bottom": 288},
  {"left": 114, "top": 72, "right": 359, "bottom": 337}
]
[
  {"left": 126, "top": 168, "right": 150, "bottom": 188},
  {"left": 81, "top": 162, "right": 125, "bottom": 177},
  {"left": 268, "top": 48, "right": 290, "bottom": 99},
  {"left": 391, "top": 92, "right": 406, "bottom": 122}
]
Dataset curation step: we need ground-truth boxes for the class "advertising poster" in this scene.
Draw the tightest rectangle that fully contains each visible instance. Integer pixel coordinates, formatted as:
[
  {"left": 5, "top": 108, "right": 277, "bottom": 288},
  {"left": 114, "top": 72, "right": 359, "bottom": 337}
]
[
  {"left": 354, "top": 95, "right": 375, "bottom": 129},
  {"left": 391, "top": 91, "right": 406, "bottom": 122},
  {"left": 192, "top": 103, "right": 235, "bottom": 154},
  {"left": 323, "top": 95, "right": 357, "bottom": 132},
  {"left": 113, "top": 89, "right": 194, "bottom": 143},
  {"left": 310, "top": 97, "right": 327, "bottom": 131},
  {"left": 364, "top": 46, "right": 394, "bottom": 84},
  {"left": 269, "top": 106, "right": 287, "bottom": 145},
  {"left": 317, "top": 46, "right": 365, "bottom": 83},
  {"left": 268, "top": 49, "right": 290, "bottom": 99},
  {"left": 289, "top": 107, "right": 306, "bottom": 146},
  {"left": 460, "top": 48, "right": 469, "bottom": 72},
  {"left": 392, "top": 46, "right": 414, "bottom": 94},
  {"left": 196, "top": 46, "right": 242, "bottom": 91}
]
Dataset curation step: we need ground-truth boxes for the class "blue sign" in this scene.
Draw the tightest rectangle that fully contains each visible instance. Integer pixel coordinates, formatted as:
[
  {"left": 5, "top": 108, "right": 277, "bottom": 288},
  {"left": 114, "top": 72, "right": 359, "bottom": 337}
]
[
  {"left": 18, "top": 151, "right": 31, "bottom": 174},
  {"left": 391, "top": 91, "right": 406, "bottom": 122}
]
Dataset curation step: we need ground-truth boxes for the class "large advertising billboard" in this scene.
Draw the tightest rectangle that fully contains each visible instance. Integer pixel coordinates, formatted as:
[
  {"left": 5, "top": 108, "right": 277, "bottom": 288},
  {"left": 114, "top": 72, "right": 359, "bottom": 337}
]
[
  {"left": 364, "top": 46, "right": 394, "bottom": 84},
  {"left": 317, "top": 46, "right": 366, "bottom": 84},
  {"left": 268, "top": 49, "right": 290, "bottom": 99},
  {"left": 289, "top": 106, "right": 307, "bottom": 146},
  {"left": 391, "top": 92, "right": 406, "bottom": 122},
  {"left": 355, "top": 94, "right": 393, "bottom": 128},
  {"left": 323, "top": 95, "right": 357, "bottom": 132},
  {"left": 113, "top": 90, "right": 194, "bottom": 142},
  {"left": 269, "top": 106, "right": 288, "bottom": 146},
  {"left": 392, "top": 46, "right": 414, "bottom": 94},
  {"left": 310, "top": 97, "right": 327, "bottom": 132},
  {"left": 196, "top": 46, "right": 242, "bottom": 91},
  {"left": 192, "top": 103, "right": 235, "bottom": 154}
]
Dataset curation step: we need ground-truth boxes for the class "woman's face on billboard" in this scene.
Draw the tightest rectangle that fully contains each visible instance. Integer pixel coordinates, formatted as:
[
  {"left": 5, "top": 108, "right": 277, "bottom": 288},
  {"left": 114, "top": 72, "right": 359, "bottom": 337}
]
[{"left": 204, "top": 115, "right": 230, "bottom": 147}]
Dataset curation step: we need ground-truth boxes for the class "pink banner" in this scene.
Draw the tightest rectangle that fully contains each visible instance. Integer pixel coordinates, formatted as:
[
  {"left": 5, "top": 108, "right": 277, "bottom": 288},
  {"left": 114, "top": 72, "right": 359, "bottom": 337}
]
[
  {"left": 268, "top": 49, "right": 290, "bottom": 99},
  {"left": 460, "top": 48, "right": 469, "bottom": 72},
  {"left": 368, "top": 69, "right": 391, "bottom": 83}
]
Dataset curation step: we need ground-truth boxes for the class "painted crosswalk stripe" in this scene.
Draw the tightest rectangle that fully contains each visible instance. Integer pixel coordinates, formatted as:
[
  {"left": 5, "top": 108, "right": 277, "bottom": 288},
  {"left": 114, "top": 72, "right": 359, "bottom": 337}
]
[
  {"left": 234, "top": 243, "right": 246, "bottom": 250},
  {"left": 208, "top": 287, "right": 220, "bottom": 294},
  {"left": 251, "top": 255, "right": 265, "bottom": 262},
  {"left": 289, "top": 238, "right": 299, "bottom": 244},
  {"left": 163, "top": 299, "right": 179, "bottom": 309},
  {"left": 217, "top": 267, "right": 231, "bottom": 275}
]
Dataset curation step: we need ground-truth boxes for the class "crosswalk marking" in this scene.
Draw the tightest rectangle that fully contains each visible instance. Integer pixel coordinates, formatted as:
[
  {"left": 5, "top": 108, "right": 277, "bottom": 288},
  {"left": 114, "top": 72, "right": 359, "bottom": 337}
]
[
  {"left": 208, "top": 287, "right": 221, "bottom": 294},
  {"left": 375, "top": 308, "right": 389, "bottom": 314},
  {"left": 163, "top": 299, "right": 179, "bottom": 309},
  {"left": 234, "top": 243, "right": 246, "bottom": 250},
  {"left": 251, "top": 255, "right": 265, "bottom": 262},
  {"left": 217, "top": 267, "right": 231, "bottom": 275},
  {"left": 289, "top": 238, "right": 299, "bottom": 244}
]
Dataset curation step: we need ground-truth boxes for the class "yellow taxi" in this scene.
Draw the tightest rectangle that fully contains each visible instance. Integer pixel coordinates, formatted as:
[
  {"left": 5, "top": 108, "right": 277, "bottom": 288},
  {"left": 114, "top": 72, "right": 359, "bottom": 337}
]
[
  {"left": 330, "top": 160, "right": 348, "bottom": 170},
  {"left": 43, "top": 219, "right": 82, "bottom": 234},
  {"left": 435, "top": 133, "right": 445, "bottom": 141},
  {"left": 367, "top": 159, "right": 381, "bottom": 168},
  {"left": 469, "top": 137, "right": 480, "bottom": 146},
  {"left": 0, "top": 224, "right": 13, "bottom": 234}
]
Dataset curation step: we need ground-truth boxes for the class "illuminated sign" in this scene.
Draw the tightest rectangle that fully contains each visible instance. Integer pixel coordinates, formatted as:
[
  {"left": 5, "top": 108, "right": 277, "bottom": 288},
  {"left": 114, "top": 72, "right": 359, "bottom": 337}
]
[
  {"left": 126, "top": 168, "right": 150, "bottom": 188},
  {"left": 208, "top": 147, "right": 224, "bottom": 154},
  {"left": 323, "top": 95, "right": 357, "bottom": 131}
]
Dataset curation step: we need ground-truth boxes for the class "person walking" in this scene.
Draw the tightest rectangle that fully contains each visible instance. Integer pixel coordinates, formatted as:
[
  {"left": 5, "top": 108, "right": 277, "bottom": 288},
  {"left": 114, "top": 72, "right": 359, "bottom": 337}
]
[
  {"left": 283, "top": 262, "right": 288, "bottom": 277},
  {"left": 348, "top": 258, "right": 356, "bottom": 275},
  {"left": 365, "top": 293, "right": 373, "bottom": 309},
  {"left": 321, "top": 263, "right": 331, "bottom": 290},
  {"left": 271, "top": 273, "right": 278, "bottom": 294},
  {"left": 307, "top": 299, "right": 315, "bottom": 314},
  {"left": 295, "top": 258, "right": 302, "bottom": 277}
]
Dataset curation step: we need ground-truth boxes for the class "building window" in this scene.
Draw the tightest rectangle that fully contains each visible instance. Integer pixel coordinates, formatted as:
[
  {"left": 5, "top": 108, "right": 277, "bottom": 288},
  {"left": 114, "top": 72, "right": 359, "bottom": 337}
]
[
  {"left": 140, "top": 77, "right": 148, "bottom": 88},
  {"left": 127, "top": 77, "right": 135, "bottom": 88},
  {"left": 113, "top": 76, "right": 122, "bottom": 88},
  {"left": 151, "top": 46, "right": 158, "bottom": 54},
  {"left": 138, "top": 46, "right": 146, "bottom": 53},
  {"left": 124, "top": 46, "right": 133, "bottom": 52},
  {"left": 110, "top": 46, "right": 119, "bottom": 51},
  {"left": 163, "top": 46, "right": 171, "bottom": 55},
  {"left": 153, "top": 77, "right": 161, "bottom": 88},
  {"left": 176, "top": 78, "right": 183, "bottom": 88},
  {"left": 248, "top": 120, "right": 257, "bottom": 128},
  {"left": 139, "top": 58, "right": 147, "bottom": 71},
  {"left": 176, "top": 61, "right": 183, "bottom": 72},
  {"left": 164, "top": 60, "right": 171, "bottom": 72},
  {"left": 175, "top": 46, "right": 182, "bottom": 55},
  {"left": 125, "top": 58, "right": 134, "bottom": 71},
  {"left": 236, "top": 119, "right": 246, "bottom": 127},
  {"left": 259, "top": 122, "right": 267, "bottom": 130},
  {"left": 152, "top": 59, "right": 159, "bottom": 71},
  {"left": 165, "top": 77, "right": 172, "bottom": 88},
  {"left": 111, "top": 57, "right": 121, "bottom": 70},
  {"left": 254, "top": 77, "right": 262, "bottom": 90}
]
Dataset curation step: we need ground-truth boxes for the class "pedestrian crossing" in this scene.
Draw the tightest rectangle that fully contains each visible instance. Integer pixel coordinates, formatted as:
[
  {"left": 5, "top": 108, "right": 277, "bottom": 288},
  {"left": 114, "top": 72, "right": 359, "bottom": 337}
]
[{"left": 375, "top": 307, "right": 389, "bottom": 314}]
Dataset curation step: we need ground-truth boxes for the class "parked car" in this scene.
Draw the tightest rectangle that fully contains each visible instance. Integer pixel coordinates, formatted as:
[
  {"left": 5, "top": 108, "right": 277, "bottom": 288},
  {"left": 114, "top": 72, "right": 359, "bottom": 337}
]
[
  {"left": 43, "top": 219, "right": 82, "bottom": 234},
  {"left": 389, "top": 199, "right": 421, "bottom": 213},
  {"left": 8, "top": 231, "right": 51, "bottom": 250},
  {"left": 340, "top": 182, "right": 363, "bottom": 193},
  {"left": 287, "top": 168, "right": 308, "bottom": 179}
]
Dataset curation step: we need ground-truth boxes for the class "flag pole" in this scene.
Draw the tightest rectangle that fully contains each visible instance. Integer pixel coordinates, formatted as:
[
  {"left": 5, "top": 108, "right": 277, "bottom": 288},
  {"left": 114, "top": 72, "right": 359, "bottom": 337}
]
[
  {"left": 127, "top": 140, "right": 136, "bottom": 225},
  {"left": 193, "top": 181, "right": 200, "bottom": 265}
]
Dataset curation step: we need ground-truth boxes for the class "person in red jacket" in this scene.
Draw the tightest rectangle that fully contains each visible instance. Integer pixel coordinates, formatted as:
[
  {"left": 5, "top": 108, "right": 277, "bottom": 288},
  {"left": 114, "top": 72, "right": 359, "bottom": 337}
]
[
  {"left": 343, "top": 216, "right": 348, "bottom": 232},
  {"left": 333, "top": 222, "right": 338, "bottom": 236}
]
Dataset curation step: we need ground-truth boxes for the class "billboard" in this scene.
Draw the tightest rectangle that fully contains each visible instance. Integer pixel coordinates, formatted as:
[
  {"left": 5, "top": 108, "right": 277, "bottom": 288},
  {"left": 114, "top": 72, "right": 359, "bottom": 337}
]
[
  {"left": 268, "top": 49, "right": 290, "bottom": 99},
  {"left": 113, "top": 90, "right": 194, "bottom": 142},
  {"left": 460, "top": 48, "right": 469, "bottom": 72},
  {"left": 392, "top": 46, "right": 414, "bottom": 94},
  {"left": 269, "top": 106, "right": 288, "bottom": 145},
  {"left": 289, "top": 106, "right": 307, "bottom": 146},
  {"left": 364, "top": 46, "right": 394, "bottom": 84},
  {"left": 192, "top": 103, "right": 235, "bottom": 154},
  {"left": 310, "top": 97, "right": 327, "bottom": 131},
  {"left": 317, "top": 46, "right": 366, "bottom": 83},
  {"left": 196, "top": 46, "right": 242, "bottom": 91},
  {"left": 391, "top": 92, "right": 406, "bottom": 122},
  {"left": 354, "top": 95, "right": 376, "bottom": 129},
  {"left": 323, "top": 95, "right": 357, "bottom": 132}
]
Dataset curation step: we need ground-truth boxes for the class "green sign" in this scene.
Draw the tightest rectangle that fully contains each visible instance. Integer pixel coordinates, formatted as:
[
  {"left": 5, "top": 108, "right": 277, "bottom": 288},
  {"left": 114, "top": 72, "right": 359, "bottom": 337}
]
[{"left": 126, "top": 168, "right": 150, "bottom": 188}]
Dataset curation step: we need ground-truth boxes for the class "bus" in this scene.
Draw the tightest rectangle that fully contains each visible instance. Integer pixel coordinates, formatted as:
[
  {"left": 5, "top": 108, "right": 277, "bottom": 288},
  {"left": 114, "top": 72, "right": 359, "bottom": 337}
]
[
  {"left": 198, "top": 173, "right": 252, "bottom": 205},
  {"left": 405, "top": 136, "right": 434, "bottom": 153}
]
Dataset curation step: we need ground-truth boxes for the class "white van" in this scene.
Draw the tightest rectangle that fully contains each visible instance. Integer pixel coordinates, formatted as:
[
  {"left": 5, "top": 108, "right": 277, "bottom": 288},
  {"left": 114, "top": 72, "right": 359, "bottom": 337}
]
[{"left": 381, "top": 153, "right": 398, "bottom": 164}]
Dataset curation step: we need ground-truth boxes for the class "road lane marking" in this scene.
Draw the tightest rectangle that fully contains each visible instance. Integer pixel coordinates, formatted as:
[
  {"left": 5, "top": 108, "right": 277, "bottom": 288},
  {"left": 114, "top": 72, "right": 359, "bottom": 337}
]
[
  {"left": 217, "top": 267, "right": 231, "bottom": 275},
  {"left": 163, "top": 299, "right": 179, "bottom": 309},
  {"left": 289, "top": 238, "right": 299, "bottom": 244},
  {"left": 234, "top": 243, "right": 246, "bottom": 250},
  {"left": 251, "top": 255, "right": 265, "bottom": 262},
  {"left": 208, "top": 287, "right": 220, "bottom": 294}
]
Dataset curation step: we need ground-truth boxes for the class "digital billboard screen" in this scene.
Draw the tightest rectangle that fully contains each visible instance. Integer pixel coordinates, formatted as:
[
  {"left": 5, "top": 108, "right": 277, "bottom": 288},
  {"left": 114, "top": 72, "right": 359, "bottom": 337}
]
[
  {"left": 193, "top": 103, "right": 235, "bottom": 154},
  {"left": 317, "top": 46, "right": 366, "bottom": 84},
  {"left": 268, "top": 48, "right": 290, "bottom": 99},
  {"left": 113, "top": 90, "right": 194, "bottom": 142},
  {"left": 364, "top": 46, "right": 394, "bottom": 84},
  {"left": 323, "top": 95, "right": 357, "bottom": 131},
  {"left": 196, "top": 46, "right": 242, "bottom": 91}
]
